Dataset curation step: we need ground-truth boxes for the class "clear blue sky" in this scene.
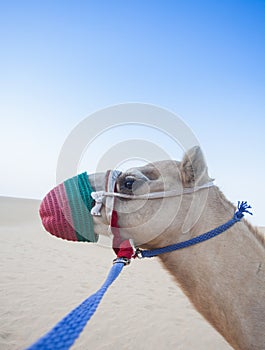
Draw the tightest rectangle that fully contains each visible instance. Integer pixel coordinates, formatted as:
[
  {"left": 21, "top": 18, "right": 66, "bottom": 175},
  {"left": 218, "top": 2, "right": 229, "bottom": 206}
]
[{"left": 0, "top": 1, "right": 264, "bottom": 225}]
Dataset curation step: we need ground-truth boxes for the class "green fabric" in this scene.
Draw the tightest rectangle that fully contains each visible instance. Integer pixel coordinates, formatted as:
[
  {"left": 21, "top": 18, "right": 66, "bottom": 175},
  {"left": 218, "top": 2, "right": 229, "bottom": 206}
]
[{"left": 64, "top": 172, "right": 98, "bottom": 242}]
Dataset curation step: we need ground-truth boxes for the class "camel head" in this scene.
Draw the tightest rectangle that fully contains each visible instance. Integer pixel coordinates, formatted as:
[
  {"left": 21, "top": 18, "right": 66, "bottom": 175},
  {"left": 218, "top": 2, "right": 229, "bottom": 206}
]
[
  {"left": 90, "top": 146, "right": 213, "bottom": 248},
  {"left": 40, "top": 146, "right": 213, "bottom": 249}
]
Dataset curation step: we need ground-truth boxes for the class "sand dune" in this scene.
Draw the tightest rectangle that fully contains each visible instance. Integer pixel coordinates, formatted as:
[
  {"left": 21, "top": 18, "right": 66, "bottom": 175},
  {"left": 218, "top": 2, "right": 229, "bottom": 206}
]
[{"left": 0, "top": 196, "right": 238, "bottom": 349}]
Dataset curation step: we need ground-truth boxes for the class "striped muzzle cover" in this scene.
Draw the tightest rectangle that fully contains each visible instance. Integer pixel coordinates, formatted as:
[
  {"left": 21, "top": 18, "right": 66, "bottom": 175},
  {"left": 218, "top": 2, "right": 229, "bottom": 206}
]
[{"left": 39, "top": 172, "right": 98, "bottom": 242}]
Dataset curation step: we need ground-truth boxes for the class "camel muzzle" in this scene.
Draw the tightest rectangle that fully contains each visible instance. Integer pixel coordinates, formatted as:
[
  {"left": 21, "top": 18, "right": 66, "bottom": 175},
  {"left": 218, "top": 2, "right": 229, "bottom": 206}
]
[{"left": 39, "top": 172, "right": 98, "bottom": 243}]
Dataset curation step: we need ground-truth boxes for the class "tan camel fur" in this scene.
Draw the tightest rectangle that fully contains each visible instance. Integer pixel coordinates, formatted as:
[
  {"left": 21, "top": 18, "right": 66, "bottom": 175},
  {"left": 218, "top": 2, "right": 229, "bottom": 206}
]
[{"left": 90, "top": 146, "right": 265, "bottom": 350}]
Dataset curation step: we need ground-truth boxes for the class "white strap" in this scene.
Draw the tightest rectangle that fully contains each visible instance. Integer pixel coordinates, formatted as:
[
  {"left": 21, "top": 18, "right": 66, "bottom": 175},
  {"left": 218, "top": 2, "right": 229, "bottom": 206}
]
[
  {"left": 91, "top": 176, "right": 214, "bottom": 216},
  {"left": 105, "top": 170, "right": 121, "bottom": 222},
  {"left": 91, "top": 170, "right": 122, "bottom": 217}
]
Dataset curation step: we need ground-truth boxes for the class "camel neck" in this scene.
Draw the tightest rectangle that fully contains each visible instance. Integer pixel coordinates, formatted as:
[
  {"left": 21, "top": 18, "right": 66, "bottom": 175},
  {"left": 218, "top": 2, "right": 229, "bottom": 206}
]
[{"left": 158, "top": 190, "right": 265, "bottom": 349}]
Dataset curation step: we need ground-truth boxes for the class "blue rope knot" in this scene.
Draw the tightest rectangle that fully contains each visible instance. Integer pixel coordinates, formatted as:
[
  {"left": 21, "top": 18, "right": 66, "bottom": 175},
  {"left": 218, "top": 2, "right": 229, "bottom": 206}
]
[{"left": 234, "top": 201, "right": 253, "bottom": 221}]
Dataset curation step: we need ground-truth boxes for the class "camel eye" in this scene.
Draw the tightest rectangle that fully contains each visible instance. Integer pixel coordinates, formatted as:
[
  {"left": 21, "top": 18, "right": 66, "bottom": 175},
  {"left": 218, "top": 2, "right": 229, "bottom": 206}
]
[
  {"left": 124, "top": 177, "right": 135, "bottom": 190},
  {"left": 117, "top": 174, "right": 137, "bottom": 195}
]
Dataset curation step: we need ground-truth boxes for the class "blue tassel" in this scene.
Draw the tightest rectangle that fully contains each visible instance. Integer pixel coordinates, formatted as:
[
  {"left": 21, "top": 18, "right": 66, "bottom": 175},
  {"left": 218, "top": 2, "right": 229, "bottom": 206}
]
[{"left": 234, "top": 201, "right": 253, "bottom": 220}]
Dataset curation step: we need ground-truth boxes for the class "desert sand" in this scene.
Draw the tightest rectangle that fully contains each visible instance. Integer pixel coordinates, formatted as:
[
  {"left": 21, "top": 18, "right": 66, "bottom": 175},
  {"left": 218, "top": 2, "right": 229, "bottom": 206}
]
[{"left": 3, "top": 196, "right": 261, "bottom": 349}]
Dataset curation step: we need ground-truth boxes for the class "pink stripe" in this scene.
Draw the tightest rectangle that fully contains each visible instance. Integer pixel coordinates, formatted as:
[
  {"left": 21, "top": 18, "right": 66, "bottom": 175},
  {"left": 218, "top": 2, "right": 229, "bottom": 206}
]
[
  {"left": 56, "top": 183, "right": 77, "bottom": 241},
  {"left": 39, "top": 183, "right": 77, "bottom": 241}
]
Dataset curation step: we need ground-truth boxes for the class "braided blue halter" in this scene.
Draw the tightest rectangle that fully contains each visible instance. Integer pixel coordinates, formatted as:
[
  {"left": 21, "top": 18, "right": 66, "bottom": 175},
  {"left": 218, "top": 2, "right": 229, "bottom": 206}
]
[{"left": 135, "top": 201, "right": 252, "bottom": 259}]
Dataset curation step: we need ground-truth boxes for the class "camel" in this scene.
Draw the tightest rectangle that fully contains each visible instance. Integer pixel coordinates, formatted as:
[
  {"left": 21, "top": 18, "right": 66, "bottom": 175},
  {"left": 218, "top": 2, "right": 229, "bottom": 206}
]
[{"left": 88, "top": 146, "right": 265, "bottom": 350}]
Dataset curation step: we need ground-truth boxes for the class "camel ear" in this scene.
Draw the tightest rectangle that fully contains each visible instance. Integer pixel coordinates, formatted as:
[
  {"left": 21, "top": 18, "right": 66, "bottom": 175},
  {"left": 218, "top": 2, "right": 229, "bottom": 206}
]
[{"left": 181, "top": 146, "right": 212, "bottom": 187}]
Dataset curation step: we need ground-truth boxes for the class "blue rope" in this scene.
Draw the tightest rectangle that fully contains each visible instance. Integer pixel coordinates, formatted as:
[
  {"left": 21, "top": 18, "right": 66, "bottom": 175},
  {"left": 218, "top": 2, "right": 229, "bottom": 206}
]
[
  {"left": 26, "top": 259, "right": 126, "bottom": 350},
  {"left": 136, "top": 201, "right": 252, "bottom": 259}
]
